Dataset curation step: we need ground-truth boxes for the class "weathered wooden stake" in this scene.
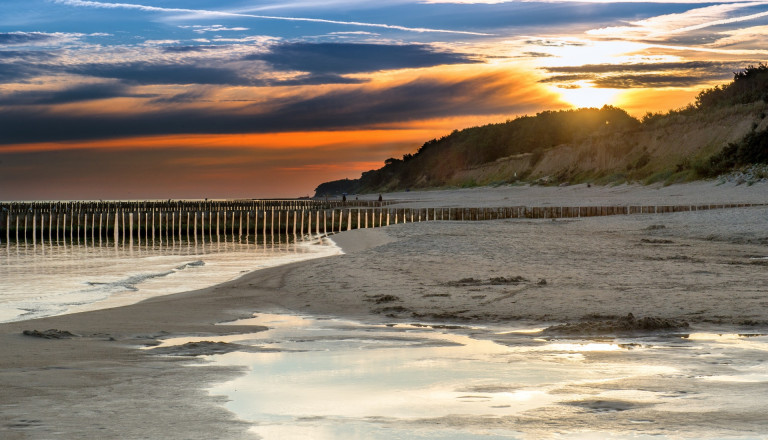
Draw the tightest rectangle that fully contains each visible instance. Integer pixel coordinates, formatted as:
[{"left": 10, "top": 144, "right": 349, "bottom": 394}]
[{"left": 114, "top": 211, "right": 119, "bottom": 243}]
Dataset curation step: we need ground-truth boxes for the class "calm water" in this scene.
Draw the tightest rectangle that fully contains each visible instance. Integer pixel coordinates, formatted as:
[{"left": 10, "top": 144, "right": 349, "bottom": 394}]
[
  {"left": 0, "top": 235, "right": 339, "bottom": 323},
  {"left": 155, "top": 313, "right": 768, "bottom": 440}
]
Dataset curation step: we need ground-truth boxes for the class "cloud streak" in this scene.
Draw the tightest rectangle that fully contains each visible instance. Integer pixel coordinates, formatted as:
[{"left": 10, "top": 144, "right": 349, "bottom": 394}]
[
  {"left": 542, "top": 61, "right": 741, "bottom": 74},
  {"left": 70, "top": 62, "right": 261, "bottom": 86},
  {"left": 54, "top": 0, "right": 493, "bottom": 36},
  {"left": 0, "top": 41, "right": 484, "bottom": 89},
  {"left": 0, "top": 82, "right": 143, "bottom": 106},
  {"left": 587, "top": 2, "right": 768, "bottom": 40},
  {"left": 0, "top": 71, "right": 555, "bottom": 145},
  {"left": 249, "top": 42, "right": 481, "bottom": 75},
  {"left": 540, "top": 60, "right": 745, "bottom": 88},
  {"left": 0, "top": 32, "right": 56, "bottom": 45}
]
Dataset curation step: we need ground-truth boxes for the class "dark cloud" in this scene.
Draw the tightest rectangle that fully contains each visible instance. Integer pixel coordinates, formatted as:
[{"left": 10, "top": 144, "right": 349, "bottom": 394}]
[
  {"left": 0, "top": 43, "right": 479, "bottom": 88},
  {"left": 0, "top": 50, "right": 53, "bottom": 59},
  {"left": 538, "top": 74, "right": 594, "bottom": 83},
  {"left": 0, "top": 62, "right": 46, "bottom": 83},
  {"left": 273, "top": 74, "right": 368, "bottom": 86},
  {"left": 592, "top": 74, "right": 709, "bottom": 89},
  {"left": 525, "top": 39, "right": 586, "bottom": 47},
  {"left": 0, "top": 73, "right": 542, "bottom": 145},
  {"left": 161, "top": 45, "right": 225, "bottom": 53},
  {"left": 521, "top": 52, "right": 555, "bottom": 58},
  {"left": 0, "top": 32, "right": 55, "bottom": 45},
  {"left": 0, "top": 53, "right": 260, "bottom": 86},
  {"left": 70, "top": 62, "right": 260, "bottom": 86},
  {"left": 149, "top": 89, "right": 210, "bottom": 104},
  {"left": 542, "top": 61, "right": 745, "bottom": 75},
  {"left": 258, "top": 74, "right": 520, "bottom": 129},
  {"left": 247, "top": 42, "right": 480, "bottom": 75},
  {"left": 540, "top": 61, "right": 746, "bottom": 89},
  {"left": 0, "top": 83, "right": 148, "bottom": 106}
]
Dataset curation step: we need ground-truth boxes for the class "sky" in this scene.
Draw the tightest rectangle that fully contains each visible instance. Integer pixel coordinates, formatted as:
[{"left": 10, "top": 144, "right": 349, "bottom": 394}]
[{"left": 1, "top": 0, "right": 766, "bottom": 200}]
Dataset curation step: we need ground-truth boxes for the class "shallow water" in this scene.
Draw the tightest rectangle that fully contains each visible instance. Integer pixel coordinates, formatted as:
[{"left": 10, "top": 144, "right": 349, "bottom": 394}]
[
  {"left": 156, "top": 313, "right": 768, "bottom": 439},
  {"left": 0, "top": 236, "right": 338, "bottom": 323}
]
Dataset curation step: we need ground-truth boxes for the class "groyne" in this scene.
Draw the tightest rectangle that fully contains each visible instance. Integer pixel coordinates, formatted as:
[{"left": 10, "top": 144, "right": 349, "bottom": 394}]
[{"left": 0, "top": 200, "right": 763, "bottom": 244}]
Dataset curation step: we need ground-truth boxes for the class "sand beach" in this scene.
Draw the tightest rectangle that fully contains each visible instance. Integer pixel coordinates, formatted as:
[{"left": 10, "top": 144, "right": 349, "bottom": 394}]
[{"left": 1, "top": 181, "right": 768, "bottom": 439}]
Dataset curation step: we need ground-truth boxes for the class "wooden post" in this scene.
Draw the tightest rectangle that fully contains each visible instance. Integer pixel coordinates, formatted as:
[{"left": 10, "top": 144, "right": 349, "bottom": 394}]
[
  {"left": 204, "top": 211, "right": 209, "bottom": 243},
  {"left": 195, "top": 212, "right": 200, "bottom": 242},
  {"left": 208, "top": 210, "right": 213, "bottom": 240},
  {"left": 246, "top": 211, "right": 251, "bottom": 240},
  {"left": 114, "top": 210, "right": 119, "bottom": 243},
  {"left": 32, "top": 213, "right": 37, "bottom": 246},
  {"left": 119, "top": 209, "right": 125, "bottom": 242}
]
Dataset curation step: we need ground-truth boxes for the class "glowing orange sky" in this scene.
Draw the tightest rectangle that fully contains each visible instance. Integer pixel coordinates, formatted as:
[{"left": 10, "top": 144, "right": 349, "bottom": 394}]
[{"left": 1, "top": 0, "right": 766, "bottom": 199}]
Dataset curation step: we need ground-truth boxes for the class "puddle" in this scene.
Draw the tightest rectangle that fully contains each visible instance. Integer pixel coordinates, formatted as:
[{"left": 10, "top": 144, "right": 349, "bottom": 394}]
[{"left": 156, "top": 314, "right": 768, "bottom": 439}]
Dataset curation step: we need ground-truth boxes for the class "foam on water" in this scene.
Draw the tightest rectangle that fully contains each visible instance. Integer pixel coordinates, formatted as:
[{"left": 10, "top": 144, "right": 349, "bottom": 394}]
[{"left": 0, "top": 236, "right": 340, "bottom": 323}]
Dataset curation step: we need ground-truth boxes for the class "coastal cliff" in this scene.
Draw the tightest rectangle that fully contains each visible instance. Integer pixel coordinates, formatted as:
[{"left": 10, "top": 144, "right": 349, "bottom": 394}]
[{"left": 315, "top": 65, "right": 768, "bottom": 197}]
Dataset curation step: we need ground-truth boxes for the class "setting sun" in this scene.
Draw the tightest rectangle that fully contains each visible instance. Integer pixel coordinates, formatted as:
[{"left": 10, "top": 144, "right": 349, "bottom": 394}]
[{"left": 554, "top": 83, "right": 622, "bottom": 109}]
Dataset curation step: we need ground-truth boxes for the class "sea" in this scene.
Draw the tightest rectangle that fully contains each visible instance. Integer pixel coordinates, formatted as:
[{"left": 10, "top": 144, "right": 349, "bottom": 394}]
[{"left": 0, "top": 233, "right": 340, "bottom": 323}]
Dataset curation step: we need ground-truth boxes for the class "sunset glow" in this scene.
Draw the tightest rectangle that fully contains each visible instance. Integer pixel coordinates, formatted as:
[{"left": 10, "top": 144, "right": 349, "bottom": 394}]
[
  {"left": 1, "top": 0, "right": 766, "bottom": 199},
  {"left": 554, "top": 83, "right": 622, "bottom": 109}
]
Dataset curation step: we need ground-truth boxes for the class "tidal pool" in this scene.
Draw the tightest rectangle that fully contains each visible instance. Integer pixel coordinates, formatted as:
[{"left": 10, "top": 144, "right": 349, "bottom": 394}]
[{"left": 158, "top": 314, "right": 768, "bottom": 439}]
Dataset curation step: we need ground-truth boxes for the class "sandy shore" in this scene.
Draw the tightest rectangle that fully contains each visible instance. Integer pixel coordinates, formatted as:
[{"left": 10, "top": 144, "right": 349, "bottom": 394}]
[
  {"left": 1, "top": 181, "right": 767, "bottom": 439},
  {"left": 351, "top": 180, "right": 768, "bottom": 207}
]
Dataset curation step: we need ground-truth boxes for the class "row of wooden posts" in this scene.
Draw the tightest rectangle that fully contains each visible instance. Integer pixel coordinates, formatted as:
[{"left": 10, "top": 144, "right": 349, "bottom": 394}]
[
  {"left": 1, "top": 199, "right": 386, "bottom": 215},
  {"left": 0, "top": 201, "right": 763, "bottom": 244}
]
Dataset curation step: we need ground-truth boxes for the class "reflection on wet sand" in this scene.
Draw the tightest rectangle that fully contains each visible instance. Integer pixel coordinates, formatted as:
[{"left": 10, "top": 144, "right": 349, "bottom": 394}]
[{"left": 154, "top": 313, "right": 768, "bottom": 440}]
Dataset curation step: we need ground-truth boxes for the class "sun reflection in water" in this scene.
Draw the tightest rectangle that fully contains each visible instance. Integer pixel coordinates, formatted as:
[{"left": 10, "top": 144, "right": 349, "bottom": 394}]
[
  {"left": 545, "top": 342, "right": 623, "bottom": 352},
  {"left": 147, "top": 314, "right": 768, "bottom": 439}
]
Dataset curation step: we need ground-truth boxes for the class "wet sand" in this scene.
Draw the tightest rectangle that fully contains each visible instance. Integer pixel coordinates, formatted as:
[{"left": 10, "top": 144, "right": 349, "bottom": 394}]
[{"left": 1, "top": 181, "right": 767, "bottom": 439}]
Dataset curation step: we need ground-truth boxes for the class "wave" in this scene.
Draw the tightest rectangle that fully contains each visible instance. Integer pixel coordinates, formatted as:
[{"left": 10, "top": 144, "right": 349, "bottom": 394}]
[
  {"left": 5, "top": 260, "right": 207, "bottom": 323},
  {"left": 88, "top": 260, "right": 206, "bottom": 292}
]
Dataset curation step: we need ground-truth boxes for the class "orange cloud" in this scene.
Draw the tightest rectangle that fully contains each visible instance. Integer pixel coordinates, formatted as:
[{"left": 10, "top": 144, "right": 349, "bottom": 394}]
[{"left": 0, "top": 129, "right": 440, "bottom": 154}]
